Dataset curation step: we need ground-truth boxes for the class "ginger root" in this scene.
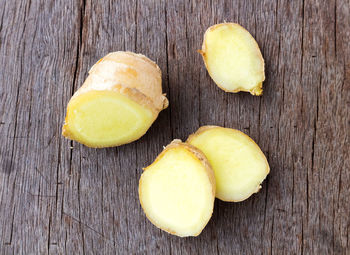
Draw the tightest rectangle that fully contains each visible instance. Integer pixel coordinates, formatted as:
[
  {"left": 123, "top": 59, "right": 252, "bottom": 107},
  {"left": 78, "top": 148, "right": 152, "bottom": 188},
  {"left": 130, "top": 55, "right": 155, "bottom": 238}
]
[
  {"left": 139, "top": 140, "right": 215, "bottom": 237},
  {"left": 187, "top": 126, "right": 269, "bottom": 202},
  {"left": 62, "top": 51, "right": 168, "bottom": 148},
  {"left": 200, "top": 23, "right": 265, "bottom": 95}
]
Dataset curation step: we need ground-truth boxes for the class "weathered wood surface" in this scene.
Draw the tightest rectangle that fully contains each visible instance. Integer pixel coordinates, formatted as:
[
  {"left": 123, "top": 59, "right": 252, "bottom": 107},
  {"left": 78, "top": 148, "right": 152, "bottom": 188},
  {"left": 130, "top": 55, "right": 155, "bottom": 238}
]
[{"left": 0, "top": 0, "right": 349, "bottom": 254}]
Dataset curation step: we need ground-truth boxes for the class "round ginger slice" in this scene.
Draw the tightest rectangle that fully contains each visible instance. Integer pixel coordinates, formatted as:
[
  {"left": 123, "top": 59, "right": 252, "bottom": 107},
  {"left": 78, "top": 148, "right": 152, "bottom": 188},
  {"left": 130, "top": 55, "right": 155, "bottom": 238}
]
[
  {"left": 200, "top": 23, "right": 265, "bottom": 95},
  {"left": 62, "top": 51, "right": 168, "bottom": 148},
  {"left": 187, "top": 126, "right": 269, "bottom": 202},
  {"left": 139, "top": 140, "right": 215, "bottom": 237}
]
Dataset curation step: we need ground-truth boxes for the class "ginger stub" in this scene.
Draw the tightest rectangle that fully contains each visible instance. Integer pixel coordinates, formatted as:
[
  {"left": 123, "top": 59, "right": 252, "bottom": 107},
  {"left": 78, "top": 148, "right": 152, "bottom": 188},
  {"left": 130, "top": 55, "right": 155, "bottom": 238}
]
[
  {"left": 139, "top": 140, "right": 215, "bottom": 237},
  {"left": 62, "top": 51, "right": 168, "bottom": 148},
  {"left": 200, "top": 23, "right": 265, "bottom": 95},
  {"left": 187, "top": 126, "right": 269, "bottom": 202}
]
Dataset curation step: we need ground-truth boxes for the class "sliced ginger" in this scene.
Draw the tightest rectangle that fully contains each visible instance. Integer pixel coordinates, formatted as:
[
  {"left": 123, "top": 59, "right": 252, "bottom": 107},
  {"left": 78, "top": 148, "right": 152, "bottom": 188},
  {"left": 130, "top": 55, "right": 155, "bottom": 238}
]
[
  {"left": 62, "top": 51, "right": 168, "bottom": 148},
  {"left": 139, "top": 140, "right": 215, "bottom": 237},
  {"left": 200, "top": 23, "right": 265, "bottom": 95},
  {"left": 187, "top": 126, "right": 269, "bottom": 202}
]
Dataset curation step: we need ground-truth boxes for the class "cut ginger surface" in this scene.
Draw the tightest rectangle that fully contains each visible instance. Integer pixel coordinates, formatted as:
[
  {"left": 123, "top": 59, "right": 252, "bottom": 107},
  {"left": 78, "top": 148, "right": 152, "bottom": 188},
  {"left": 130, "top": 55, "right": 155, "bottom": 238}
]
[
  {"left": 187, "top": 126, "right": 269, "bottom": 202},
  {"left": 62, "top": 51, "right": 168, "bottom": 148},
  {"left": 200, "top": 23, "right": 265, "bottom": 95},
  {"left": 139, "top": 140, "right": 215, "bottom": 237}
]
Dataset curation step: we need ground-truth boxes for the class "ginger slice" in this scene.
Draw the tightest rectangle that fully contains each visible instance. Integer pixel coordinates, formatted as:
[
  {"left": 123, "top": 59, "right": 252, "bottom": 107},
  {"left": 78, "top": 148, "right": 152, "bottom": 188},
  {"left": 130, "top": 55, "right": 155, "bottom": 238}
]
[
  {"left": 187, "top": 126, "right": 269, "bottom": 202},
  {"left": 62, "top": 51, "right": 168, "bottom": 148},
  {"left": 139, "top": 140, "right": 215, "bottom": 237},
  {"left": 200, "top": 23, "right": 265, "bottom": 95}
]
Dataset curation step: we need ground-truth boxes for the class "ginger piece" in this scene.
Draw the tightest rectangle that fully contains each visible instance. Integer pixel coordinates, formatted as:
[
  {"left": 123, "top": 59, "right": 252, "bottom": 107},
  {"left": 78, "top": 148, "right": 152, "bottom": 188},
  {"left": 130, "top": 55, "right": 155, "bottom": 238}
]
[
  {"left": 200, "top": 23, "right": 265, "bottom": 95},
  {"left": 139, "top": 140, "right": 215, "bottom": 237},
  {"left": 62, "top": 51, "right": 168, "bottom": 148},
  {"left": 187, "top": 126, "right": 269, "bottom": 202}
]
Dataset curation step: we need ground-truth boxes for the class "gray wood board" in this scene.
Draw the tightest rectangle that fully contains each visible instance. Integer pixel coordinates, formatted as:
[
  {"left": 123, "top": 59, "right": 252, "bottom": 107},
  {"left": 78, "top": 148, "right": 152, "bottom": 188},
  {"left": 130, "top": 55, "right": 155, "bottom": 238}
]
[{"left": 0, "top": 0, "right": 349, "bottom": 254}]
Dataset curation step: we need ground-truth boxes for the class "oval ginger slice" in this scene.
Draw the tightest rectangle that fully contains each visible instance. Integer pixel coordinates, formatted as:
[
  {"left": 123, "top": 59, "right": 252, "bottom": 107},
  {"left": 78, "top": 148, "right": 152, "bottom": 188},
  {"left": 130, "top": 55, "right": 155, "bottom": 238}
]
[
  {"left": 187, "top": 126, "right": 269, "bottom": 202},
  {"left": 139, "top": 140, "right": 215, "bottom": 237},
  {"left": 200, "top": 23, "right": 265, "bottom": 95}
]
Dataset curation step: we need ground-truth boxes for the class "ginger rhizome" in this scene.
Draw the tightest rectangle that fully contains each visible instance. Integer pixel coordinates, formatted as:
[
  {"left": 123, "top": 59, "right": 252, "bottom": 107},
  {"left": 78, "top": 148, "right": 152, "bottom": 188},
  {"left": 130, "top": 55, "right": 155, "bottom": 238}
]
[
  {"left": 200, "top": 23, "right": 265, "bottom": 95},
  {"left": 62, "top": 51, "right": 168, "bottom": 148},
  {"left": 139, "top": 140, "right": 215, "bottom": 237},
  {"left": 187, "top": 126, "right": 269, "bottom": 202}
]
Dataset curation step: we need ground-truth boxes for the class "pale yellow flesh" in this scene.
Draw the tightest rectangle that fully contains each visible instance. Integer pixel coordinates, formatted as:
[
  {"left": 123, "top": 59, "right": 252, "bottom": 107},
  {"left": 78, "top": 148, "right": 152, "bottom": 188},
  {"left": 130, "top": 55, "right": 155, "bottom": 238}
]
[
  {"left": 203, "top": 23, "right": 264, "bottom": 95},
  {"left": 188, "top": 127, "right": 269, "bottom": 202},
  {"left": 139, "top": 147, "right": 214, "bottom": 237},
  {"left": 63, "top": 90, "right": 154, "bottom": 148}
]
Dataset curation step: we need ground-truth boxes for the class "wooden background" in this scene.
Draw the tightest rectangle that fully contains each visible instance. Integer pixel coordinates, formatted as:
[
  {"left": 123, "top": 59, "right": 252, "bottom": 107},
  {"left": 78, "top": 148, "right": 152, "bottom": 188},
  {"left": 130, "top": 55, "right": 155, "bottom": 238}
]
[{"left": 0, "top": 0, "right": 349, "bottom": 254}]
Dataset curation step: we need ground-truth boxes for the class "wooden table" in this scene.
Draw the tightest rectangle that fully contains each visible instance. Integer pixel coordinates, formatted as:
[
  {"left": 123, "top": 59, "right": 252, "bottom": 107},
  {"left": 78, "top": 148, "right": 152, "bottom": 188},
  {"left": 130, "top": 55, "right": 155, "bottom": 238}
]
[{"left": 0, "top": 0, "right": 349, "bottom": 254}]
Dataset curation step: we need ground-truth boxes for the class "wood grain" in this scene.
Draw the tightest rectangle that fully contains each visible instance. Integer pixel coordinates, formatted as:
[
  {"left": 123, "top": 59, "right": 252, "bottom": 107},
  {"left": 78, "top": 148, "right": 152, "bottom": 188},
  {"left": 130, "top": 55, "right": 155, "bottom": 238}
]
[{"left": 0, "top": 0, "right": 349, "bottom": 254}]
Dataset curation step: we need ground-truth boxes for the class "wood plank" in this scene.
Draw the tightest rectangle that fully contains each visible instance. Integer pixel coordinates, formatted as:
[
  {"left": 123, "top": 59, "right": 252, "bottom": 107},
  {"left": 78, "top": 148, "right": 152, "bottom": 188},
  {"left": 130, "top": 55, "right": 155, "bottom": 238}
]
[
  {"left": 58, "top": 0, "right": 173, "bottom": 254},
  {"left": 333, "top": 2, "right": 350, "bottom": 253},
  {"left": 302, "top": 0, "right": 350, "bottom": 253},
  {"left": 0, "top": 0, "right": 81, "bottom": 254},
  {"left": 164, "top": 1, "right": 219, "bottom": 253},
  {"left": 60, "top": 0, "right": 138, "bottom": 253}
]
